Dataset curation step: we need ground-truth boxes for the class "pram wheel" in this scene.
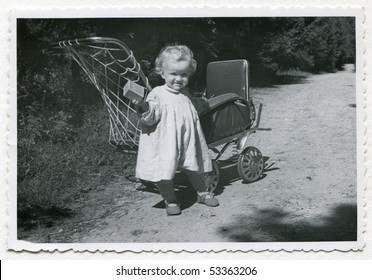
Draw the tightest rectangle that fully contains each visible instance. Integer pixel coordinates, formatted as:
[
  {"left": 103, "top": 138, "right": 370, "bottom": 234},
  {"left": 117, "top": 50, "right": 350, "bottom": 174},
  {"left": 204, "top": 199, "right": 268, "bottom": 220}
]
[
  {"left": 205, "top": 160, "right": 220, "bottom": 194},
  {"left": 237, "top": 146, "right": 264, "bottom": 183}
]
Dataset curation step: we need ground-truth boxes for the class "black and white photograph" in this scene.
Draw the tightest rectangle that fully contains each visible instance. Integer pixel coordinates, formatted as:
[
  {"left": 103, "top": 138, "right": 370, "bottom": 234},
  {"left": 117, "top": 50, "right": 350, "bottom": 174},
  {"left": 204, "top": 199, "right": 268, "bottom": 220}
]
[{"left": 10, "top": 7, "right": 364, "bottom": 251}]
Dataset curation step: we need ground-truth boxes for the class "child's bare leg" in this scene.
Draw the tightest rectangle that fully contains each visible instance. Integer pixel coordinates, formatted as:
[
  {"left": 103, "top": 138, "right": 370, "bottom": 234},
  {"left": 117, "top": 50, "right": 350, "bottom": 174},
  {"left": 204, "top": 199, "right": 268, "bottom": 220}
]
[{"left": 157, "top": 180, "right": 181, "bottom": 215}]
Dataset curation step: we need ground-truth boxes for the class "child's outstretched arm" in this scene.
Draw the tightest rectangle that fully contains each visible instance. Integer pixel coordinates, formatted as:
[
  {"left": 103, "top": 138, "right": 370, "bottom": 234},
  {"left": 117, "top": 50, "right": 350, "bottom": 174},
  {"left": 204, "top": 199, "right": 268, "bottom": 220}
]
[{"left": 133, "top": 94, "right": 161, "bottom": 126}]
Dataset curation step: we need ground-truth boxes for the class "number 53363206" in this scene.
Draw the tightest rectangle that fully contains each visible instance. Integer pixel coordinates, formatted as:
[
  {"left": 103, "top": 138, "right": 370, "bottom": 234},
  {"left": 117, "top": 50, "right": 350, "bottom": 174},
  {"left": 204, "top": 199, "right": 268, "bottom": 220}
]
[{"left": 209, "top": 267, "right": 257, "bottom": 276}]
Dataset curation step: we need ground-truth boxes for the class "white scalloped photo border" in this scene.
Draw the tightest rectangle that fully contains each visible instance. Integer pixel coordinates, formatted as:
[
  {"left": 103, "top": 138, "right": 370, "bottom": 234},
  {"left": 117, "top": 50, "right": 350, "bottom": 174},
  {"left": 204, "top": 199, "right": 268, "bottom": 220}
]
[{"left": 7, "top": 5, "right": 366, "bottom": 253}]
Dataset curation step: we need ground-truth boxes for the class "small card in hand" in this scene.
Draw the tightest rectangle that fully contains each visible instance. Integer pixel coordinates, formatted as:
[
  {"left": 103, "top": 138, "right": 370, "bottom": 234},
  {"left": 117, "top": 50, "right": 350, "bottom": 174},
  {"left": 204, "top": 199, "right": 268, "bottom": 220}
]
[{"left": 123, "top": 80, "right": 145, "bottom": 102}]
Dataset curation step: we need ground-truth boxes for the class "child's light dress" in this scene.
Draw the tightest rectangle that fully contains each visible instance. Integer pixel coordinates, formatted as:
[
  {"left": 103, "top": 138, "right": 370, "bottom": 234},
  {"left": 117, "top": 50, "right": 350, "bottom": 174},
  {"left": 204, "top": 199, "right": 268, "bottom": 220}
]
[{"left": 135, "top": 85, "right": 212, "bottom": 182}]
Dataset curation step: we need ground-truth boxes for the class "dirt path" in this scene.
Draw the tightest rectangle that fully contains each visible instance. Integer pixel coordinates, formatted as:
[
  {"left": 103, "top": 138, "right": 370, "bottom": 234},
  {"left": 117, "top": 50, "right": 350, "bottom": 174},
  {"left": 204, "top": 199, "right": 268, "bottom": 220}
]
[{"left": 22, "top": 65, "right": 357, "bottom": 243}]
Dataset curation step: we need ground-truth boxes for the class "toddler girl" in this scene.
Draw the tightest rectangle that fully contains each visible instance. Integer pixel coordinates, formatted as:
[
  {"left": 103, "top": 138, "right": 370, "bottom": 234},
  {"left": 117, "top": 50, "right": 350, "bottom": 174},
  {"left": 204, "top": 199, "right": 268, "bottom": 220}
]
[{"left": 134, "top": 44, "right": 219, "bottom": 216}]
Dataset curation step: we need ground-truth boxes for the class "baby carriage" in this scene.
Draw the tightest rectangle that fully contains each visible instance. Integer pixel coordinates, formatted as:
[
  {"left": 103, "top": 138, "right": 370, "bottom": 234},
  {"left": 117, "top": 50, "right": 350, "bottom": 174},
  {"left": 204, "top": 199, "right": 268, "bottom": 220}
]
[{"left": 55, "top": 37, "right": 265, "bottom": 193}]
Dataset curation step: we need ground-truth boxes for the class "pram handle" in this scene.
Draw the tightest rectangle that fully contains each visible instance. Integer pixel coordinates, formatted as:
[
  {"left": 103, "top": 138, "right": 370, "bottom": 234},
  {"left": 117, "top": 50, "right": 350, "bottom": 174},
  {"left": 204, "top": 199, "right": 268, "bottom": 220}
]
[
  {"left": 254, "top": 103, "right": 272, "bottom": 131},
  {"left": 254, "top": 103, "right": 263, "bottom": 129},
  {"left": 202, "top": 93, "right": 242, "bottom": 112},
  {"left": 236, "top": 103, "right": 271, "bottom": 150},
  {"left": 245, "top": 103, "right": 272, "bottom": 132}
]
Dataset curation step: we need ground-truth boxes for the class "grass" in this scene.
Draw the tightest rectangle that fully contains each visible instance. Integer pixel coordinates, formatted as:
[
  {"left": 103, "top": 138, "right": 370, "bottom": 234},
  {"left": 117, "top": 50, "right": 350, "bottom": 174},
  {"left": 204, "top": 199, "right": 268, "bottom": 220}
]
[{"left": 17, "top": 104, "right": 137, "bottom": 231}]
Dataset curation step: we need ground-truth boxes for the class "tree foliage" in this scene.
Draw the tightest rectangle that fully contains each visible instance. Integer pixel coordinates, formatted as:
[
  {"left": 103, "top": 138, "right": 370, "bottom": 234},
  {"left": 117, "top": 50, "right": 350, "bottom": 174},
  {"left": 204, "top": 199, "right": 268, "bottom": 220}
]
[
  {"left": 16, "top": 17, "right": 356, "bottom": 151},
  {"left": 18, "top": 17, "right": 355, "bottom": 107}
]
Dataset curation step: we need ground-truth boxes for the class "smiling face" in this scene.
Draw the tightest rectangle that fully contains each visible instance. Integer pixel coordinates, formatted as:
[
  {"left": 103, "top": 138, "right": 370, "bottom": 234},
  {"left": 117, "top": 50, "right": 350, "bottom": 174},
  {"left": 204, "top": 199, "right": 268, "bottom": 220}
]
[{"left": 161, "top": 59, "right": 192, "bottom": 91}]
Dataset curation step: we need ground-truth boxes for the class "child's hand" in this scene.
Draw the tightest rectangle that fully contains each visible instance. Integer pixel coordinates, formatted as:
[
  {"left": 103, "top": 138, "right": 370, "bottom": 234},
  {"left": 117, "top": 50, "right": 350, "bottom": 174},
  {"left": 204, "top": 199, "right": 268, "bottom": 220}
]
[
  {"left": 133, "top": 99, "right": 149, "bottom": 113},
  {"left": 132, "top": 99, "right": 140, "bottom": 106}
]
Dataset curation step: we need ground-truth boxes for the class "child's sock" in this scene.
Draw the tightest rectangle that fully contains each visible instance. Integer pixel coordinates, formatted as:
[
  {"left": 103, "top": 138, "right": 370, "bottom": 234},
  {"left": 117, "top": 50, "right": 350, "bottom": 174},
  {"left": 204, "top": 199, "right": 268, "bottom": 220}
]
[
  {"left": 157, "top": 180, "right": 181, "bottom": 215},
  {"left": 157, "top": 180, "right": 178, "bottom": 204},
  {"left": 185, "top": 171, "right": 207, "bottom": 192}
]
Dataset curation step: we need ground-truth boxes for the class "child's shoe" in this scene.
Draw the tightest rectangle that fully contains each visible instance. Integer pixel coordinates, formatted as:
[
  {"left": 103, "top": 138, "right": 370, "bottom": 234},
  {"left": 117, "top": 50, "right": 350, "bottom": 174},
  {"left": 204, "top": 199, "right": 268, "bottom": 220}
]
[
  {"left": 197, "top": 192, "right": 219, "bottom": 207},
  {"left": 165, "top": 202, "right": 181, "bottom": 216}
]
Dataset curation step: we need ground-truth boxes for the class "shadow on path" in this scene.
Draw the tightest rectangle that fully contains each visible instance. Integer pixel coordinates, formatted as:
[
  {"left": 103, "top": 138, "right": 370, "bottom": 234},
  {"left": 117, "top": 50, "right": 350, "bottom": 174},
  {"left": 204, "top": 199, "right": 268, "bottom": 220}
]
[
  {"left": 148, "top": 155, "right": 277, "bottom": 210},
  {"left": 218, "top": 203, "right": 357, "bottom": 242}
]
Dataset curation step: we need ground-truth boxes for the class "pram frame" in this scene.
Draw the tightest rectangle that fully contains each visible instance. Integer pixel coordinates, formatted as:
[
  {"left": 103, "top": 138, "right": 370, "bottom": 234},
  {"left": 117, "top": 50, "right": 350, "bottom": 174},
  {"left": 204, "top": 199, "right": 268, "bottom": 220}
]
[{"left": 201, "top": 59, "right": 265, "bottom": 190}]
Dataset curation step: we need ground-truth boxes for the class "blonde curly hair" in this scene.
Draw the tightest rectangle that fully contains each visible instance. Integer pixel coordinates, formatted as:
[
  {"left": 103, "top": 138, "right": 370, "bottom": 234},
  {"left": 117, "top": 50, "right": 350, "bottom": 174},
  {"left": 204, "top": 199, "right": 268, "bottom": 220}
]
[{"left": 155, "top": 44, "right": 197, "bottom": 75}]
